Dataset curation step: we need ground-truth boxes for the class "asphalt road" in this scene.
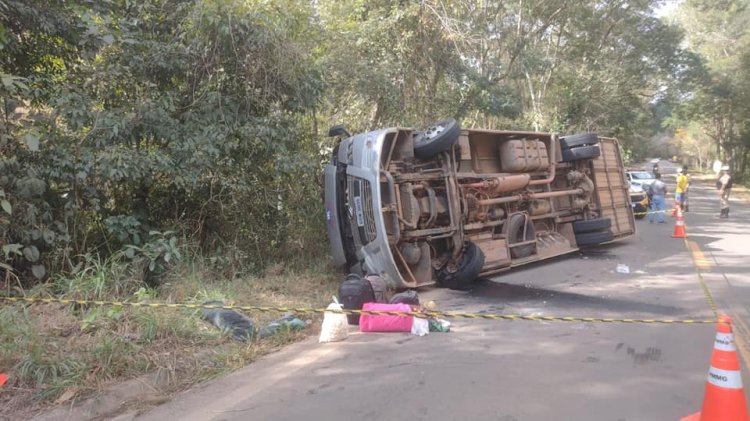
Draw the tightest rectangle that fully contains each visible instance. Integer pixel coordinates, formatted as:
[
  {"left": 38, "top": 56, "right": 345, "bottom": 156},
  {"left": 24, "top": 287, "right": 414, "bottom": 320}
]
[{"left": 132, "top": 172, "right": 749, "bottom": 421}]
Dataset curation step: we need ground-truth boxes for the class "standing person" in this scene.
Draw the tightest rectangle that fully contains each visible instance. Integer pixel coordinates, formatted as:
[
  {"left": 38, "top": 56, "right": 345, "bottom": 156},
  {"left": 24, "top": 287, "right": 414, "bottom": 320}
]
[
  {"left": 648, "top": 173, "right": 668, "bottom": 224},
  {"left": 683, "top": 165, "right": 691, "bottom": 211},
  {"left": 676, "top": 167, "right": 689, "bottom": 212},
  {"left": 718, "top": 167, "right": 732, "bottom": 218}
]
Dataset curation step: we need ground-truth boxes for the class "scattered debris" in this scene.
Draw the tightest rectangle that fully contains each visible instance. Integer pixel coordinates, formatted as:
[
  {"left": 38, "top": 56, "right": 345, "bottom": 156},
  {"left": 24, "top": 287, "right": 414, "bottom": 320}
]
[
  {"left": 389, "top": 290, "right": 419, "bottom": 305},
  {"left": 360, "top": 303, "right": 413, "bottom": 332},
  {"left": 356, "top": 298, "right": 453, "bottom": 336},
  {"left": 258, "top": 313, "right": 307, "bottom": 338},
  {"left": 429, "top": 318, "right": 451, "bottom": 333},
  {"left": 201, "top": 301, "right": 307, "bottom": 341},
  {"left": 201, "top": 300, "right": 255, "bottom": 342},
  {"left": 411, "top": 317, "right": 429, "bottom": 336},
  {"left": 616, "top": 264, "right": 630, "bottom": 274},
  {"left": 319, "top": 297, "right": 349, "bottom": 343}
]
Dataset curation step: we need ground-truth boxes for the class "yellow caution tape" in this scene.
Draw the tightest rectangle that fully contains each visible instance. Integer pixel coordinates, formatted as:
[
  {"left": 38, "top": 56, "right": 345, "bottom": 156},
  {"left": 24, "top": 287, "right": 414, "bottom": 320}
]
[
  {"left": 633, "top": 207, "right": 680, "bottom": 217},
  {"left": 0, "top": 296, "right": 719, "bottom": 324}
]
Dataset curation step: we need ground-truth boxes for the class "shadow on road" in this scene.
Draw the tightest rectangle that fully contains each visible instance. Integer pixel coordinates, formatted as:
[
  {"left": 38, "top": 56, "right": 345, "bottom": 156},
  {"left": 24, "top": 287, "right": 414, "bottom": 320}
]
[{"left": 470, "top": 278, "right": 687, "bottom": 317}]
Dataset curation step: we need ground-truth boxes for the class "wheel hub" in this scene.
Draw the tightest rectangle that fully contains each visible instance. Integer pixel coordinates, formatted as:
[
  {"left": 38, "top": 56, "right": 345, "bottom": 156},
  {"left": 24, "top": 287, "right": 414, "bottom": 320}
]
[{"left": 425, "top": 124, "right": 445, "bottom": 139}]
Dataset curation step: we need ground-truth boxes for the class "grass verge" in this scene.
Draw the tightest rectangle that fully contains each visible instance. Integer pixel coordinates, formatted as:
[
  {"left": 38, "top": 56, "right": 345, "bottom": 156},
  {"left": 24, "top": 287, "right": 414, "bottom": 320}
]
[{"left": 0, "top": 255, "right": 339, "bottom": 419}]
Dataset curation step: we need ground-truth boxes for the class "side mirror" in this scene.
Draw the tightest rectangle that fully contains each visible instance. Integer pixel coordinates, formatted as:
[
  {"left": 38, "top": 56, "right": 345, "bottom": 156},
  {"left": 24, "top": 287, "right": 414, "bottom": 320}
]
[{"left": 328, "top": 125, "right": 351, "bottom": 138}]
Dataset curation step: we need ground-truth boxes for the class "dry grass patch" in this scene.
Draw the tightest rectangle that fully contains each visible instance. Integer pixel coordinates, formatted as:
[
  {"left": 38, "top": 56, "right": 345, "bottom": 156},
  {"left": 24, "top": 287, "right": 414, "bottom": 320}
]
[{"left": 0, "top": 257, "right": 340, "bottom": 419}]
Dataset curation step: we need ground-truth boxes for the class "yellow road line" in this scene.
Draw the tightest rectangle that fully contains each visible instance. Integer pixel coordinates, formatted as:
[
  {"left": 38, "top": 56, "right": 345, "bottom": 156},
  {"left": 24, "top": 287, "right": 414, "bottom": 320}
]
[
  {"left": 683, "top": 237, "right": 718, "bottom": 315},
  {"left": 687, "top": 240, "right": 712, "bottom": 271},
  {"left": 682, "top": 237, "right": 750, "bottom": 366},
  {"left": 729, "top": 312, "right": 750, "bottom": 368}
]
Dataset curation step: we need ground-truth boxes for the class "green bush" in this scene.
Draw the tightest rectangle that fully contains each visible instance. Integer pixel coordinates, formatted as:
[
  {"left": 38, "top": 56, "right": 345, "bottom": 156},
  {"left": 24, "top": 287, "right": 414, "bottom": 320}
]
[{"left": 1, "top": 0, "right": 327, "bottom": 285}]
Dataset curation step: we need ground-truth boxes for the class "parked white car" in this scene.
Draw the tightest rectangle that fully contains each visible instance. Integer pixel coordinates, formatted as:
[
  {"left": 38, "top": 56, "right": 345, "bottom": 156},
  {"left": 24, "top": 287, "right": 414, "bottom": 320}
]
[{"left": 625, "top": 171, "right": 656, "bottom": 190}]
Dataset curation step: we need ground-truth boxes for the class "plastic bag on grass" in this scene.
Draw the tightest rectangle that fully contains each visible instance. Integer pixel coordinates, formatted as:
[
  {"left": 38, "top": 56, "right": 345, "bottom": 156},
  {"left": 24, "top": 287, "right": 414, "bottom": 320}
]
[
  {"left": 201, "top": 300, "right": 256, "bottom": 342},
  {"left": 319, "top": 297, "right": 349, "bottom": 343},
  {"left": 258, "top": 313, "right": 308, "bottom": 338}
]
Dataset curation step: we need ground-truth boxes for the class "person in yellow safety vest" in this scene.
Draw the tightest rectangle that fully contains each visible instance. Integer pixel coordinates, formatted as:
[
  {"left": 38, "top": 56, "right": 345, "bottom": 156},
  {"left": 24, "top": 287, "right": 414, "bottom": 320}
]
[{"left": 676, "top": 167, "right": 689, "bottom": 212}]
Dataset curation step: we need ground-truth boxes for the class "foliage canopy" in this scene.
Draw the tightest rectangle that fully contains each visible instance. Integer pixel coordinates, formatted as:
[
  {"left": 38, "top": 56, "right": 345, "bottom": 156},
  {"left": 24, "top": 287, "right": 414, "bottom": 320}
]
[{"left": 0, "top": 0, "right": 736, "bottom": 284}]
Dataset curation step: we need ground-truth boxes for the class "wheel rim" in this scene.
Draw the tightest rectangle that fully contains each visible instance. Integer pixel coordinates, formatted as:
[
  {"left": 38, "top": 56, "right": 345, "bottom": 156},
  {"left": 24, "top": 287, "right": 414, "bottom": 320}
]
[{"left": 424, "top": 124, "right": 445, "bottom": 139}]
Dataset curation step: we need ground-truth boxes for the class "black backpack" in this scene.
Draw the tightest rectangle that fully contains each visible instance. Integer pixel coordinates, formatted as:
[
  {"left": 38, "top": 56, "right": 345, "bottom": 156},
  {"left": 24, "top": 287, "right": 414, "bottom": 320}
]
[{"left": 338, "top": 273, "right": 375, "bottom": 325}]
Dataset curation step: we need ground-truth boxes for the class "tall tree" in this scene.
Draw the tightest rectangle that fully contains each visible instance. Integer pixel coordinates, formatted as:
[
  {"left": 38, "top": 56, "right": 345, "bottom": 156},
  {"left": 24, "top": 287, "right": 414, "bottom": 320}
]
[
  {"left": 1, "top": 0, "right": 326, "bottom": 281},
  {"left": 672, "top": 0, "right": 750, "bottom": 173}
]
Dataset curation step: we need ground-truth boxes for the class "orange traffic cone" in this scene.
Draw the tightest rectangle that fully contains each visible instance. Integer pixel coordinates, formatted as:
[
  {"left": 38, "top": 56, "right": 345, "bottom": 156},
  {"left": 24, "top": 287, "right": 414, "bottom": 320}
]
[
  {"left": 672, "top": 208, "right": 687, "bottom": 238},
  {"left": 0, "top": 372, "right": 6, "bottom": 387},
  {"left": 673, "top": 203, "right": 681, "bottom": 217},
  {"left": 681, "top": 315, "right": 750, "bottom": 421}
]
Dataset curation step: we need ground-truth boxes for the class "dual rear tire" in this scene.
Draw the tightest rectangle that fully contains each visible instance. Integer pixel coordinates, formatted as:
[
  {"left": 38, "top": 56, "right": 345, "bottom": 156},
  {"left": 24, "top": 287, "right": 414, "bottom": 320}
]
[
  {"left": 572, "top": 217, "right": 614, "bottom": 247},
  {"left": 560, "top": 133, "right": 601, "bottom": 162}
]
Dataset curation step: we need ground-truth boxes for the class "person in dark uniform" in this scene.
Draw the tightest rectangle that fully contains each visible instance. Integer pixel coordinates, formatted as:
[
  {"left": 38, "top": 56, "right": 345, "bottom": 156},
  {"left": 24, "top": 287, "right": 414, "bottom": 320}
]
[{"left": 718, "top": 167, "right": 732, "bottom": 218}]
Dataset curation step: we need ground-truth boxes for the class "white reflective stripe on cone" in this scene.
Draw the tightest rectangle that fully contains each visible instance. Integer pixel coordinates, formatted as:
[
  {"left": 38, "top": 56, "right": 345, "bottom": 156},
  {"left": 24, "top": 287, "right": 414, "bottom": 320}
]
[
  {"left": 707, "top": 367, "right": 744, "bottom": 389},
  {"left": 715, "top": 333, "right": 737, "bottom": 351}
]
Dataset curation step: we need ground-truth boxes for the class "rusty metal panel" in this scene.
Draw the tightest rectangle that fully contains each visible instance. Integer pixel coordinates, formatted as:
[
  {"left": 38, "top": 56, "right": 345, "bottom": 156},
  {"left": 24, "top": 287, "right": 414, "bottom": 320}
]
[
  {"left": 458, "top": 133, "right": 472, "bottom": 161},
  {"left": 467, "top": 231, "right": 511, "bottom": 273}
]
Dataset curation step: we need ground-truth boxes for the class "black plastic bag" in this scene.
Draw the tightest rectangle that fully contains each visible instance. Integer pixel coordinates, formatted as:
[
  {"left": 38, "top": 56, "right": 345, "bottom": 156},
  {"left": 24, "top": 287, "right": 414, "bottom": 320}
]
[
  {"left": 201, "top": 301, "right": 255, "bottom": 341},
  {"left": 389, "top": 290, "right": 420, "bottom": 305}
]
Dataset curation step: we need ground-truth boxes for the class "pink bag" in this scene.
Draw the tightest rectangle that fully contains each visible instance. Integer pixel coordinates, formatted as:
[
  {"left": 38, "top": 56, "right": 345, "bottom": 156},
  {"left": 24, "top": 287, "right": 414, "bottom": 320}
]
[{"left": 359, "top": 303, "right": 413, "bottom": 332}]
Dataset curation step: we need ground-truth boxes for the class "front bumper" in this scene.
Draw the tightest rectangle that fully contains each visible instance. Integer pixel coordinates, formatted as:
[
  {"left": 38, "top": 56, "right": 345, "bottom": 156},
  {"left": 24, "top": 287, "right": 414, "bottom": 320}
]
[
  {"left": 324, "top": 163, "right": 347, "bottom": 267},
  {"left": 630, "top": 194, "right": 648, "bottom": 217},
  {"left": 325, "top": 128, "right": 407, "bottom": 288}
]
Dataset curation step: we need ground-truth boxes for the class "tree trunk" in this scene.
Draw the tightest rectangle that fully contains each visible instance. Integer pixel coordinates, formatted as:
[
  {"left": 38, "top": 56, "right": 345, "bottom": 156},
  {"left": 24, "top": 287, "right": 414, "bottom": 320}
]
[
  {"left": 370, "top": 100, "right": 385, "bottom": 129},
  {"left": 312, "top": 107, "right": 318, "bottom": 137}
]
